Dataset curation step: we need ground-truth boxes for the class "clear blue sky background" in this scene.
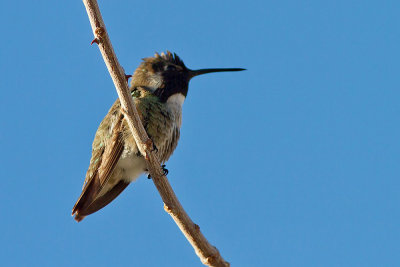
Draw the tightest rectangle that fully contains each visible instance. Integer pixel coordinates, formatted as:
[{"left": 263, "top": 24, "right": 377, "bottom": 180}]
[{"left": 0, "top": 1, "right": 399, "bottom": 266}]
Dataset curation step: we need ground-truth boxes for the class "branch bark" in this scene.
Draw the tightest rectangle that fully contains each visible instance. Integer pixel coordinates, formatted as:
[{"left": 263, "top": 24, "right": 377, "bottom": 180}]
[{"left": 81, "top": 1, "right": 229, "bottom": 266}]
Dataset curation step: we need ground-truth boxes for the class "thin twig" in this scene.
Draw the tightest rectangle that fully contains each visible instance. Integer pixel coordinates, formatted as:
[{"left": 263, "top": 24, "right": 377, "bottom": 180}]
[{"left": 81, "top": 1, "right": 229, "bottom": 266}]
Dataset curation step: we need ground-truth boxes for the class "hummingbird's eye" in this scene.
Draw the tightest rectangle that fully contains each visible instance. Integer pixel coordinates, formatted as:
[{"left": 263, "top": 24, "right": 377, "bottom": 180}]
[{"left": 165, "top": 65, "right": 177, "bottom": 71}]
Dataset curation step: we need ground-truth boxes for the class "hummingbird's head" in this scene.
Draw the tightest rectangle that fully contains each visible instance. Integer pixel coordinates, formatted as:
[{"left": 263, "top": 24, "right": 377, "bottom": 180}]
[{"left": 131, "top": 51, "right": 245, "bottom": 103}]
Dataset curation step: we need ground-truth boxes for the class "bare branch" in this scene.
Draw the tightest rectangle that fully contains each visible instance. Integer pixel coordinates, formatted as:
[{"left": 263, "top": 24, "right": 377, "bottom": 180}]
[{"left": 81, "top": 1, "right": 229, "bottom": 266}]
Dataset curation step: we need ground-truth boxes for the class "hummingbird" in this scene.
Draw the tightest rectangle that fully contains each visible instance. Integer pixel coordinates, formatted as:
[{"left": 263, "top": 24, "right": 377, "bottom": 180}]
[{"left": 72, "top": 51, "right": 245, "bottom": 222}]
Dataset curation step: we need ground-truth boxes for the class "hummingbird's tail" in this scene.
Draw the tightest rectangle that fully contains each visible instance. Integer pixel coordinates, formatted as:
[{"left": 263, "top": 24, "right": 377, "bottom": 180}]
[{"left": 72, "top": 176, "right": 129, "bottom": 222}]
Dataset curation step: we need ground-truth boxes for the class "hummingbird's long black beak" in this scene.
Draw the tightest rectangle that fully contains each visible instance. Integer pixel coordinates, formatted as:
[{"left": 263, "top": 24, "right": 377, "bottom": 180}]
[{"left": 189, "top": 68, "right": 246, "bottom": 79}]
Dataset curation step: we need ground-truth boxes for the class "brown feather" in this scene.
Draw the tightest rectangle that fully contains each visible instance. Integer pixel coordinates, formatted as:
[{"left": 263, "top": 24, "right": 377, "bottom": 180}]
[
  {"left": 72, "top": 171, "right": 101, "bottom": 217},
  {"left": 72, "top": 113, "right": 125, "bottom": 221},
  {"left": 77, "top": 180, "right": 130, "bottom": 220}
]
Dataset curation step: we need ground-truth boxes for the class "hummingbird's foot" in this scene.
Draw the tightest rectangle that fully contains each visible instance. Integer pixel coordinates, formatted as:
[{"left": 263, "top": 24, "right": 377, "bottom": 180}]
[
  {"left": 90, "top": 38, "right": 100, "bottom": 45},
  {"left": 161, "top": 164, "right": 169, "bottom": 176},
  {"left": 147, "top": 165, "right": 168, "bottom": 179},
  {"left": 145, "top": 168, "right": 152, "bottom": 179}
]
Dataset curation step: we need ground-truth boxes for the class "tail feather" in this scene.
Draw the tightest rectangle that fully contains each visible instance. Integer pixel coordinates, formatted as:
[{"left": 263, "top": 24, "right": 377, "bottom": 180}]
[
  {"left": 72, "top": 179, "right": 129, "bottom": 222},
  {"left": 72, "top": 173, "right": 101, "bottom": 218}
]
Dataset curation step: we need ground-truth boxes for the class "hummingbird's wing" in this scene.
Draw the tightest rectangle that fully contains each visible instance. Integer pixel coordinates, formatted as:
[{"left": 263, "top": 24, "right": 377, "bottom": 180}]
[{"left": 72, "top": 109, "right": 129, "bottom": 222}]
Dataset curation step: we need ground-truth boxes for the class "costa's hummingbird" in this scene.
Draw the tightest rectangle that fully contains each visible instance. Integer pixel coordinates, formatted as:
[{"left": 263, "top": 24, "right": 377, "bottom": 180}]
[{"left": 72, "top": 51, "right": 245, "bottom": 222}]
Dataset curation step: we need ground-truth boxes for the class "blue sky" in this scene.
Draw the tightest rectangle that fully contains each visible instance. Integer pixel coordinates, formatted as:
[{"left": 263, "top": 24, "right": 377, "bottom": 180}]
[{"left": 1, "top": 0, "right": 399, "bottom": 266}]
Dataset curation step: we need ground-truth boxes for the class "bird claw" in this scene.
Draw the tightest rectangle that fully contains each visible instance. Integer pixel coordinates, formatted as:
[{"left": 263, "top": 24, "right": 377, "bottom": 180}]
[
  {"left": 161, "top": 164, "right": 169, "bottom": 176},
  {"left": 147, "top": 165, "right": 168, "bottom": 179},
  {"left": 146, "top": 168, "right": 152, "bottom": 179}
]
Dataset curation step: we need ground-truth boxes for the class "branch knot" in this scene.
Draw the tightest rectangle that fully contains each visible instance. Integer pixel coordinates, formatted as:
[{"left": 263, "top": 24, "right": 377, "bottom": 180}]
[
  {"left": 164, "top": 203, "right": 178, "bottom": 214},
  {"left": 91, "top": 27, "right": 105, "bottom": 45},
  {"left": 94, "top": 26, "right": 105, "bottom": 37}
]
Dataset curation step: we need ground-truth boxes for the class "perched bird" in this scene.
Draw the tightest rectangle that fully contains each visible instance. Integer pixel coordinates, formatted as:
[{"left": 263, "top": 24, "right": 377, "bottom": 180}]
[{"left": 72, "top": 51, "right": 245, "bottom": 221}]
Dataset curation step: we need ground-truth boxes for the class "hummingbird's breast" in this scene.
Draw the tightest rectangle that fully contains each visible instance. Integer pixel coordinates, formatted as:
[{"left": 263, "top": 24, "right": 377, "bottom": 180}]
[
  {"left": 122, "top": 90, "right": 184, "bottom": 163},
  {"left": 144, "top": 93, "right": 183, "bottom": 163}
]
